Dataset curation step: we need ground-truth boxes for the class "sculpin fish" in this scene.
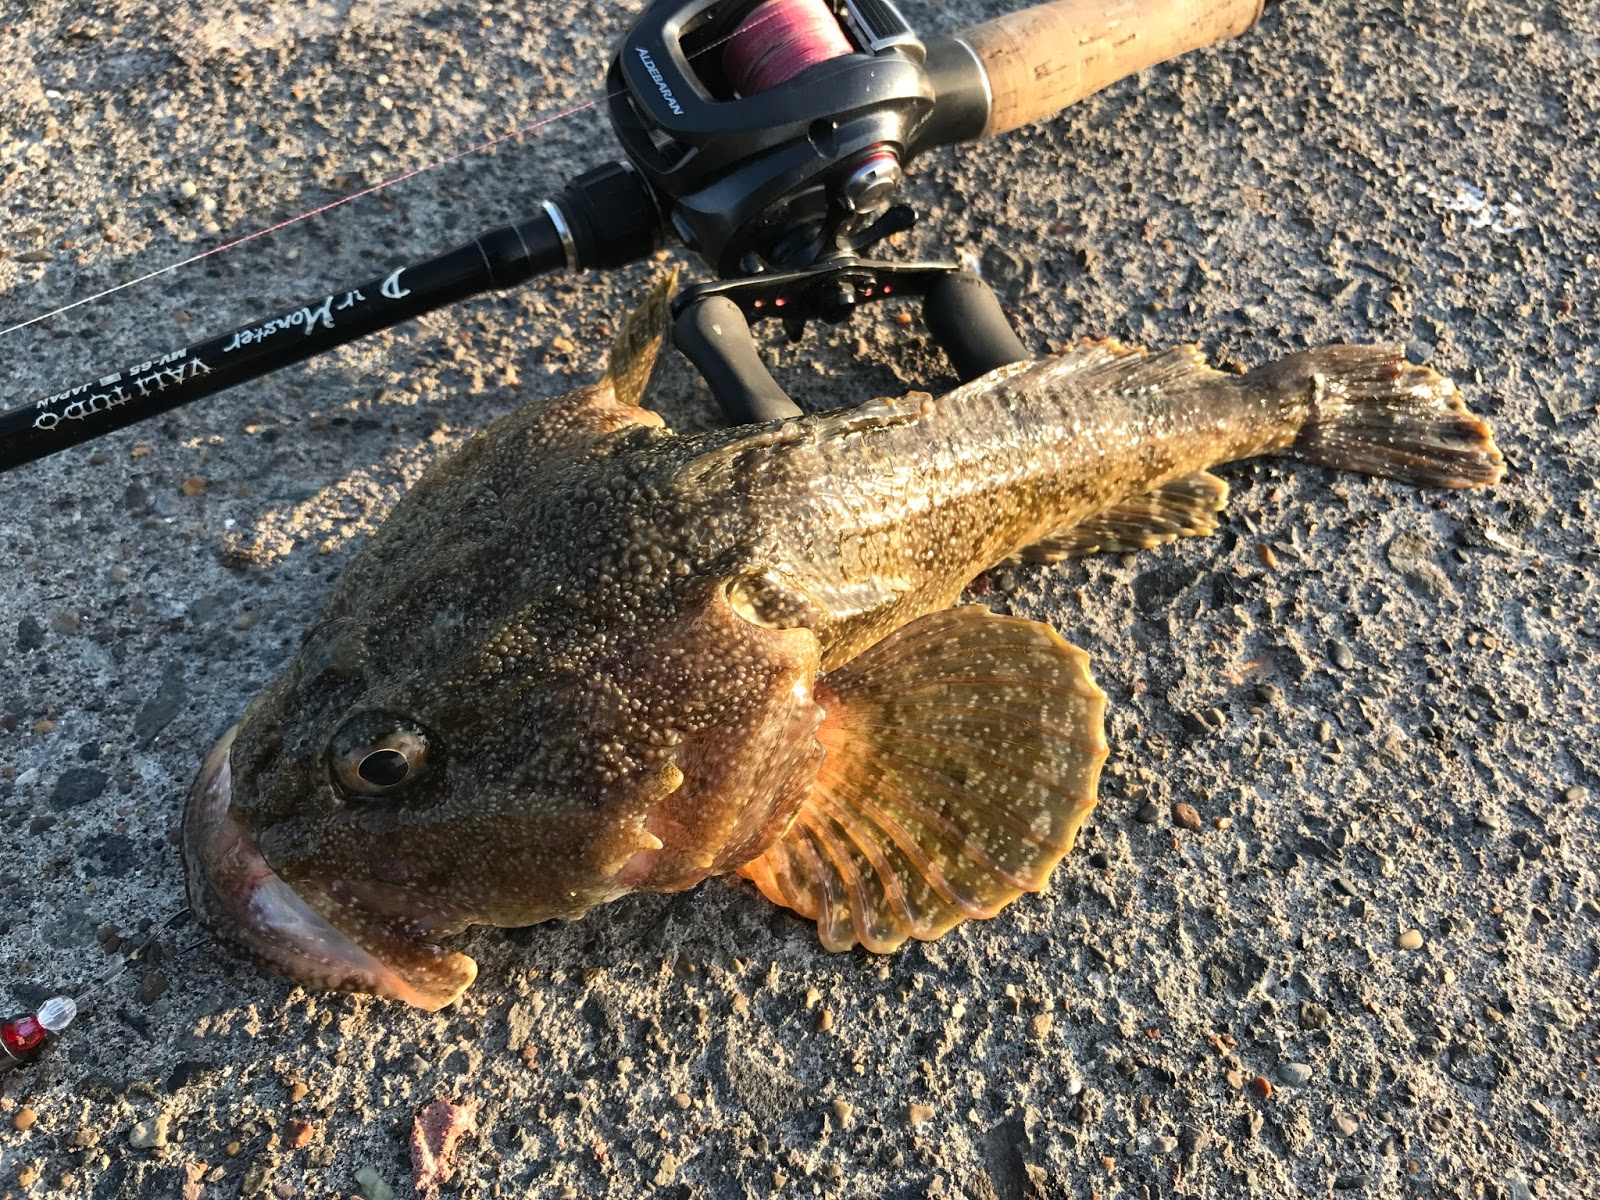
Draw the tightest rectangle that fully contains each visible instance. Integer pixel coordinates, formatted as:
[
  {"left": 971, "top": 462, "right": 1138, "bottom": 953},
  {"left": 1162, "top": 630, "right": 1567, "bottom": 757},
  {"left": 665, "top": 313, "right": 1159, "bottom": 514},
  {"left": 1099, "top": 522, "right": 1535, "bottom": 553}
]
[{"left": 184, "top": 273, "right": 1503, "bottom": 1009}]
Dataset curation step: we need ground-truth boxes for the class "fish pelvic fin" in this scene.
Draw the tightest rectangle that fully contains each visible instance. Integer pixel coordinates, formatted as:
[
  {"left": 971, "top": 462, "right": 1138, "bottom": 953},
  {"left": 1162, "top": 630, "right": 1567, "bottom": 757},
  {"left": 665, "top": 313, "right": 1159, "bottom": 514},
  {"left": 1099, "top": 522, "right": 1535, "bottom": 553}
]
[
  {"left": 604, "top": 265, "right": 682, "bottom": 410},
  {"left": 1015, "top": 470, "right": 1230, "bottom": 561},
  {"left": 1263, "top": 346, "right": 1504, "bottom": 488},
  {"left": 738, "top": 606, "right": 1108, "bottom": 954}
]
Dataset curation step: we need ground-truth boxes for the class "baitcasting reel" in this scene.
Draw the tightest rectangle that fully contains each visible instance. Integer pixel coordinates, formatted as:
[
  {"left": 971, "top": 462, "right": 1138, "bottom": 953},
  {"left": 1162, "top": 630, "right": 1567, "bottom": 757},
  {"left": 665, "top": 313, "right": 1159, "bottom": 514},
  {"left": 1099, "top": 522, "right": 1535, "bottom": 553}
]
[
  {"left": 590, "top": 0, "right": 1021, "bottom": 421},
  {"left": 0, "top": 0, "right": 1265, "bottom": 471}
]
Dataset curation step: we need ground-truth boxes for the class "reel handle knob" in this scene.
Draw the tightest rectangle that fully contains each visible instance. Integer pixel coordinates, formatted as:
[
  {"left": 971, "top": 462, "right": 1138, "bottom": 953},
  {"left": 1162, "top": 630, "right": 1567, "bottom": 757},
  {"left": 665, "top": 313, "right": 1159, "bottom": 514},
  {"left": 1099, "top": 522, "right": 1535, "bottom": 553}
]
[
  {"left": 960, "top": 0, "right": 1264, "bottom": 137},
  {"left": 674, "top": 297, "right": 804, "bottom": 424}
]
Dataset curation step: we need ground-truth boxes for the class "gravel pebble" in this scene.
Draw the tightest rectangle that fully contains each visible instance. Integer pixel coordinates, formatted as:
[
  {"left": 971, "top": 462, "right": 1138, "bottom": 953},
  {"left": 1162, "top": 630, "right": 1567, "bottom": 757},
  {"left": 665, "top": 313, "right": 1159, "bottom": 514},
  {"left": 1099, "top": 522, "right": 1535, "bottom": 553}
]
[
  {"left": 128, "top": 1114, "right": 169, "bottom": 1149},
  {"left": 1172, "top": 802, "right": 1202, "bottom": 831},
  {"left": 354, "top": 1167, "right": 395, "bottom": 1200},
  {"left": 1327, "top": 639, "right": 1355, "bottom": 670},
  {"left": 1278, "top": 1062, "right": 1313, "bottom": 1086},
  {"left": 1396, "top": 929, "right": 1425, "bottom": 950}
]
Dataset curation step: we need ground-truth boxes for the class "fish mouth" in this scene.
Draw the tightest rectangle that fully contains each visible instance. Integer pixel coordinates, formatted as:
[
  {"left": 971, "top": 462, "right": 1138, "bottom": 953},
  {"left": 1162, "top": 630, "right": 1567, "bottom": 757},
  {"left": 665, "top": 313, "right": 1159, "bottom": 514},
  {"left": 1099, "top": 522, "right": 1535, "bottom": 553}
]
[{"left": 182, "top": 724, "right": 477, "bottom": 1011}]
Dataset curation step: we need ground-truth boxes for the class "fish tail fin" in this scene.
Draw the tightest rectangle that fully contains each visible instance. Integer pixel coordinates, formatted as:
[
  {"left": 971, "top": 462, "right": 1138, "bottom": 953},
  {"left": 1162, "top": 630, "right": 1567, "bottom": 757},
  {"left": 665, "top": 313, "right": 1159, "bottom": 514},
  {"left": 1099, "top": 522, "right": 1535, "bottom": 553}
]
[
  {"left": 604, "top": 265, "right": 682, "bottom": 409},
  {"left": 1257, "top": 345, "right": 1504, "bottom": 488}
]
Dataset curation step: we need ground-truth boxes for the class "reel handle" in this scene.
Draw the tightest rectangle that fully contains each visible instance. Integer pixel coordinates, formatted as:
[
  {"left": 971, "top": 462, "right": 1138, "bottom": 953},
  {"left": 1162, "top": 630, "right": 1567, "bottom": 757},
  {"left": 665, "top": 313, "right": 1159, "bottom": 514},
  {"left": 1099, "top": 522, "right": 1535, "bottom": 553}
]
[{"left": 958, "top": 0, "right": 1264, "bottom": 137}]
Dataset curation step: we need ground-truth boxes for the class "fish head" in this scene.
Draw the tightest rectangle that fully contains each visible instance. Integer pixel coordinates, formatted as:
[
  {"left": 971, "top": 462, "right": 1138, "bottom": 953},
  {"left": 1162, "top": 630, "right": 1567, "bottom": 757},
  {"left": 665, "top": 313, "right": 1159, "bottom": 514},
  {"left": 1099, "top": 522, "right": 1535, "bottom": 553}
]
[{"left": 184, "top": 564, "right": 825, "bottom": 1011}]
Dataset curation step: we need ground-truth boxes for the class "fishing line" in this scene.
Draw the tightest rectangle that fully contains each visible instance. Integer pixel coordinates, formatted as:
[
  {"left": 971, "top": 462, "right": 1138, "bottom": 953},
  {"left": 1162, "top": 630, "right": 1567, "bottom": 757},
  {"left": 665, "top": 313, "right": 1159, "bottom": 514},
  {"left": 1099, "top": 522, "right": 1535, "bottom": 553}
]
[
  {"left": 725, "top": 0, "right": 854, "bottom": 93},
  {"left": 0, "top": 1, "right": 816, "bottom": 343}
]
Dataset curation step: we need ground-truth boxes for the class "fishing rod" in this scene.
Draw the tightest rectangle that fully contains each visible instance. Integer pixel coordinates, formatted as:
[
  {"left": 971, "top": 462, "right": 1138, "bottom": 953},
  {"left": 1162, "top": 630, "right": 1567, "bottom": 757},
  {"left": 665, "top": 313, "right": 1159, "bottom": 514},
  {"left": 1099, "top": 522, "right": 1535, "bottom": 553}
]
[{"left": 0, "top": 0, "right": 1264, "bottom": 473}]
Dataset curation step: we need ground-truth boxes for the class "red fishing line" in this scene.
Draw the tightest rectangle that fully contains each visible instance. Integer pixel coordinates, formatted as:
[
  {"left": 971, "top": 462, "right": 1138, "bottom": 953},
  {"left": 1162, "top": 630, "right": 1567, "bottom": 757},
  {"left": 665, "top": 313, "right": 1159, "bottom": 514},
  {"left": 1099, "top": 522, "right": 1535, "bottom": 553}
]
[{"left": 724, "top": 0, "right": 854, "bottom": 95}]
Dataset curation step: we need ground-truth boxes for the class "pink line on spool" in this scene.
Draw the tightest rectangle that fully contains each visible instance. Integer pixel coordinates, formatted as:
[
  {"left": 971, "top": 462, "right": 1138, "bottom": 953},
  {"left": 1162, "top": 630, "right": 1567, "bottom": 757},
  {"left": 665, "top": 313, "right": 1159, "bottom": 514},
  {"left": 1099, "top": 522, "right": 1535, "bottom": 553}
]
[{"left": 724, "top": 0, "right": 854, "bottom": 95}]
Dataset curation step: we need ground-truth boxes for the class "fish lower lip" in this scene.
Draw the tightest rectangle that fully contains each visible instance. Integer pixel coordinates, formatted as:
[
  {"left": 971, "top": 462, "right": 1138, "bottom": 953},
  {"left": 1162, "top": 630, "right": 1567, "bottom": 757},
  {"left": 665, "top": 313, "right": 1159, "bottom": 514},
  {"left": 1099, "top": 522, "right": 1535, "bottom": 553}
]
[{"left": 181, "top": 724, "right": 476, "bottom": 1010}]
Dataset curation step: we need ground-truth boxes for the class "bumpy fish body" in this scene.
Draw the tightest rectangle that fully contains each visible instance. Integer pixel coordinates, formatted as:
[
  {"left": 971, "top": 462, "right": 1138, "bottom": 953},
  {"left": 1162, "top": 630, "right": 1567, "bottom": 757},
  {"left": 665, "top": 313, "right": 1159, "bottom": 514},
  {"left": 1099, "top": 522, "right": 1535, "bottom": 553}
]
[{"left": 184, "top": 275, "right": 1502, "bottom": 1008}]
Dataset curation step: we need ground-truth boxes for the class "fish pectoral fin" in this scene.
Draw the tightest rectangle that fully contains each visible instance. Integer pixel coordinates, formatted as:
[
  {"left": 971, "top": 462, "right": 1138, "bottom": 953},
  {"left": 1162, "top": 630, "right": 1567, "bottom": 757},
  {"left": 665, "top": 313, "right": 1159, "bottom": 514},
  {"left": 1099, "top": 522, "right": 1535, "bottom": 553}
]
[
  {"left": 738, "top": 606, "right": 1108, "bottom": 954},
  {"left": 1015, "top": 470, "right": 1229, "bottom": 562},
  {"left": 604, "top": 266, "right": 681, "bottom": 410}
]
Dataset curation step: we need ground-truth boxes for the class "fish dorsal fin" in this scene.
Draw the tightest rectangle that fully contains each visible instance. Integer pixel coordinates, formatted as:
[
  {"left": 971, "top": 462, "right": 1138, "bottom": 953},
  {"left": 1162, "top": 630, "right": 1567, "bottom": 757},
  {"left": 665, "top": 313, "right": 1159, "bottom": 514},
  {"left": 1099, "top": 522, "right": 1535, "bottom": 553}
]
[
  {"left": 604, "top": 265, "right": 681, "bottom": 409},
  {"left": 738, "top": 606, "right": 1108, "bottom": 953},
  {"left": 1016, "top": 470, "right": 1230, "bottom": 562}
]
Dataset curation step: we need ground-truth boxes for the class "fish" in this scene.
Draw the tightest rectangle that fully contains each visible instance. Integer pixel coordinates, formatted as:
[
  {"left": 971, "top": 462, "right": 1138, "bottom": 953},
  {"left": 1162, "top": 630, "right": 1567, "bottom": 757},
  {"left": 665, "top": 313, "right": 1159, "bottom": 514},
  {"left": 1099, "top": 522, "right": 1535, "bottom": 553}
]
[{"left": 182, "top": 271, "right": 1504, "bottom": 1009}]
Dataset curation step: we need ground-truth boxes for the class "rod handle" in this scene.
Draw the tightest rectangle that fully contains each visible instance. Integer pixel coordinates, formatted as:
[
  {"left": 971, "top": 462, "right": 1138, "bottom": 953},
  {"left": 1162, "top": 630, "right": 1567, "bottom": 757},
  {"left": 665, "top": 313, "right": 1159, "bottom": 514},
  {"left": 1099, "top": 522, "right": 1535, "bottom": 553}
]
[{"left": 959, "top": 0, "right": 1263, "bottom": 137}]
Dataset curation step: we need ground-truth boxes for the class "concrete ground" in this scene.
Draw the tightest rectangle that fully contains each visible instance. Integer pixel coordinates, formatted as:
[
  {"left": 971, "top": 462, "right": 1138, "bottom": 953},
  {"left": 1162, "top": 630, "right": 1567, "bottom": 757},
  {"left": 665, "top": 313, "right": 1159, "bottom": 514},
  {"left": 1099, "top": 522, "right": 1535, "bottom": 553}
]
[{"left": 1, "top": 1, "right": 1595, "bottom": 1197}]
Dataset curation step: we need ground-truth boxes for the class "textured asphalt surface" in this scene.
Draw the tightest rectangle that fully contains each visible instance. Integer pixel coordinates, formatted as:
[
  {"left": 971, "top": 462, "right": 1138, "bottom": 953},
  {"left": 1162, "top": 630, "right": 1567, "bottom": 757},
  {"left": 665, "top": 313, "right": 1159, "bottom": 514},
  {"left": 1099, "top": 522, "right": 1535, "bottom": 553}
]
[{"left": 2, "top": 1, "right": 1597, "bottom": 1197}]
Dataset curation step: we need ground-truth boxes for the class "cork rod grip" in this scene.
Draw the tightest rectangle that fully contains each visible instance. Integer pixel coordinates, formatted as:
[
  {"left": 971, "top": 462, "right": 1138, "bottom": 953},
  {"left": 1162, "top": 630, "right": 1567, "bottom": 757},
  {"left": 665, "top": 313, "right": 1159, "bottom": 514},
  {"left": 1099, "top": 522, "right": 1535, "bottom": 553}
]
[{"left": 960, "top": 0, "right": 1264, "bottom": 136}]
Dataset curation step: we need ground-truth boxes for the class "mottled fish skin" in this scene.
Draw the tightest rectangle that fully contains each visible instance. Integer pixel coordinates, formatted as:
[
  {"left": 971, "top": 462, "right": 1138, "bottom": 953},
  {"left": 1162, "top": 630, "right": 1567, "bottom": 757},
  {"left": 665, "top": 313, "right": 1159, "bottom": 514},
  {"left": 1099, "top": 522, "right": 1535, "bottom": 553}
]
[{"left": 184, "top": 274, "right": 1502, "bottom": 1007}]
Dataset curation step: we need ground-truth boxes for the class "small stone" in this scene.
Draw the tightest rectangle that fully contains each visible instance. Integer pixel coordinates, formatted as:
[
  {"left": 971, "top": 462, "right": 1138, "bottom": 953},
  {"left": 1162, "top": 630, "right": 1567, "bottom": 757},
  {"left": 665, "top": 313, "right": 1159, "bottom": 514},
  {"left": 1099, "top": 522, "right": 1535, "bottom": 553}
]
[
  {"left": 1328, "top": 640, "right": 1355, "bottom": 670},
  {"left": 179, "top": 180, "right": 199, "bottom": 199},
  {"left": 286, "top": 1118, "right": 314, "bottom": 1149},
  {"left": 17, "top": 614, "right": 45, "bottom": 650},
  {"left": 814, "top": 1008, "right": 833, "bottom": 1032},
  {"left": 907, "top": 1103, "right": 935, "bottom": 1126},
  {"left": 50, "top": 611, "right": 81, "bottom": 635},
  {"left": 231, "top": 610, "right": 261, "bottom": 631},
  {"left": 1278, "top": 1062, "right": 1313, "bottom": 1086},
  {"left": 831, "top": 1099, "right": 854, "bottom": 1129},
  {"left": 1248, "top": 1076, "right": 1273, "bottom": 1100},
  {"left": 17, "top": 1162, "right": 42, "bottom": 1188},
  {"left": 411, "top": 1097, "right": 478, "bottom": 1193},
  {"left": 1396, "top": 929, "right": 1424, "bottom": 950},
  {"left": 1299, "top": 1002, "right": 1333, "bottom": 1030},
  {"left": 288, "top": 1081, "right": 309, "bottom": 1103},
  {"left": 1225, "top": 1069, "right": 1244, "bottom": 1090},
  {"left": 50, "top": 767, "right": 109, "bottom": 810},
  {"left": 1515, "top": 19, "right": 1535, "bottom": 36},
  {"left": 1029, "top": 1013, "right": 1054, "bottom": 1041},
  {"left": 140, "top": 970, "right": 170, "bottom": 1005},
  {"left": 13, "top": 1106, "right": 37, "bottom": 1131},
  {"left": 1562, "top": 785, "right": 1589, "bottom": 804},
  {"left": 1172, "top": 802, "right": 1202, "bottom": 831},
  {"left": 354, "top": 1167, "right": 395, "bottom": 1200},
  {"left": 129, "top": 1114, "right": 170, "bottom": 1149},
  {"left": 1334, "top": 1114, "right": 1360, "bottom": 1136},
  {"left": 181, "top": 476, "right": 207, "bottom": 497},
  {"left": 226, "top": 1140, "right": 242, "bottom": 1156},
  {"left": 1134, "top": 802, "right": 1159, "bottom": 824}
]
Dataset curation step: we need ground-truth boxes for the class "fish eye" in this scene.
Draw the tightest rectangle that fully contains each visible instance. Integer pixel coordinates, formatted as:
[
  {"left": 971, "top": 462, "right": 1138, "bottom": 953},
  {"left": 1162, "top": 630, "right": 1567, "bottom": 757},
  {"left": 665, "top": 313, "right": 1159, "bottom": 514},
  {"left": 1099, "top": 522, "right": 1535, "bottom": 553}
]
[
  {"left": 357, "top": 749, "right": 410, "bottom": 788},
  {"left": 328, "top": 713, "right": 433, "bottom": 798}
]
